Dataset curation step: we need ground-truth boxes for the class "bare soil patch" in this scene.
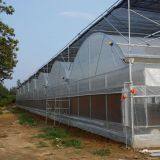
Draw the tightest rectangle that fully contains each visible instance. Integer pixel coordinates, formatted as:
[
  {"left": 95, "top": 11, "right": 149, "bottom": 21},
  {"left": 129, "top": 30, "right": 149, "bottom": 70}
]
[{"left": 0, "top": 107, "right": 158, "bottom": 160}]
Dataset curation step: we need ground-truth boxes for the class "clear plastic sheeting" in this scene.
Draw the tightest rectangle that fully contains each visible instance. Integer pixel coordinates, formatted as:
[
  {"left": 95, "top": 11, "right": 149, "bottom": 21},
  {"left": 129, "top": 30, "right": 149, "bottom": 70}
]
[
  {"left": 69, "top": 32, "right": 127, "bottom": 95},
  {"left": 16, "top": 32, "right": 160, "bottom": 148},
  {"left": 16, "top": 33, "right": 128, "bottom": 142},
  {"left": 131, "top": 63, "right": 160, "bottom": 88},
  {"left": 133, "top": 96, "right": 160, "bottom": 135},
  {"left": 47, "top": 61, "right": 70, "bottom": 99},
  {"left": 16, "top": 32, "right": 129, "bottom": 101},
  {"left": 16, "top": 0, "right": 160, "bottom": 148},
  {"left": 145, "top": 68, "right": 160, "bottom": 86}
]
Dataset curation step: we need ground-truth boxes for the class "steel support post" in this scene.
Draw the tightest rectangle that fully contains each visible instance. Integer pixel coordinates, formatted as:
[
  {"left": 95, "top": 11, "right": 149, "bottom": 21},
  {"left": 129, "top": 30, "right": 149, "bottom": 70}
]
[
  {"left": 128, "top": 0, "right": 134, "bottom": 147},
  {"left": 45, "top": 65, "right": 49, "bottom": 124}
]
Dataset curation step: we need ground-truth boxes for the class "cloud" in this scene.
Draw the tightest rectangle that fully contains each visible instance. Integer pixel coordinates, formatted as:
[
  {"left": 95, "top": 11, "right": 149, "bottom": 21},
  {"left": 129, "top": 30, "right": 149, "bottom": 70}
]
[{"left": 59, "top": 11, "right": 95, "bottom": 20}]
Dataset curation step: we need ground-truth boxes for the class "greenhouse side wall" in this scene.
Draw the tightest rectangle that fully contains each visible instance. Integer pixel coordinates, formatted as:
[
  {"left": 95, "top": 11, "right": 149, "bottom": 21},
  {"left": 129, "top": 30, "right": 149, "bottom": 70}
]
[{"left": 16, "top": 32, "right": 132, "bottom": 145}]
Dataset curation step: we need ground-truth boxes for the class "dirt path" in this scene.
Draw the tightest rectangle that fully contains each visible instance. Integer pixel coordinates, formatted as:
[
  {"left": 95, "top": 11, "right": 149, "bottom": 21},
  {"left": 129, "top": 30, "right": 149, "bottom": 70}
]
[{"left": 0, "top": 108, "right": 157, "bottom": 160}]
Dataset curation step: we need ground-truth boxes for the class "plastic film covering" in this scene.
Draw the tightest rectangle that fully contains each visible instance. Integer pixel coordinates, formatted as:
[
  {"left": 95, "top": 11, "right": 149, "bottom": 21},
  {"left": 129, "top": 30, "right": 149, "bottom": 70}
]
[
  {"left": 131, "top": 63, "right": 160, "bottom": 96},
  {"left": 130, "top": 62, "right": 160, "bottom": 135},
  {"left": 133, "top": 96, "right": 160, "bottom": 135},
  {"left": 17, "top": 33, "right": 160, "bottom": 101},
  {"left": 69, "top": 32, "right": 128, "bottom": 96},
  {"left": 47, "top": 61, "right": 70, "bottom": 98},
  {"left": 17, "top": 32, "right": 127, "bottom": 139},
  {"left": 16, "top": 0, "right": 160, "bottom": 147}
]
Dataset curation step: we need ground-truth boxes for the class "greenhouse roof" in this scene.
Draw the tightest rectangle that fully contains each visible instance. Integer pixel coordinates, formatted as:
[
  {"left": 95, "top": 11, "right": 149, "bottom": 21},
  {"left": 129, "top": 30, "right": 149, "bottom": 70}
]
[{"left": 21, "top": 0, "right": 160, "bottom": 86}]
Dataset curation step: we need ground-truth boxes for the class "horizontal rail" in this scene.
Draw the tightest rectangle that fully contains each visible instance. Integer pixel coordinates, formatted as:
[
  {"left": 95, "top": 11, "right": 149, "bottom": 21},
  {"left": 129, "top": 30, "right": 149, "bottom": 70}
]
[
  {"left": 47, "top": 108, "right": 69, "bottom": 110},
  {"left": 133, "top": 95, "right": 160, "bottom": 98},
  {"left": 47, "top": 99, "right": 70, "bottom": 102},
  {"left": 117, "top": 43, "right": 160, "bottom": 48}
]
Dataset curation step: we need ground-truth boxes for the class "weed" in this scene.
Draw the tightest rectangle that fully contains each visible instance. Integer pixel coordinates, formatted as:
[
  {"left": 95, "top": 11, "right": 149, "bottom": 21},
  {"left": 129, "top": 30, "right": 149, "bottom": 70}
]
[
  {"left": 92, "top": 148, "right": 111, "bottom": 157},
  {"left": 63, "top": 139, "right": 82, "bottom": 149},
  {"left": 18, "top": 112, "right": 37, "bottom": 126},
  {"left": 35, "top": 127, "right": 69, "bottom": 140},
  {"left": 0, "top": 95, "right": 15, "bottom": 108},
  {"left": 35, "top": 127, "right": 83, "bottom": 149}
]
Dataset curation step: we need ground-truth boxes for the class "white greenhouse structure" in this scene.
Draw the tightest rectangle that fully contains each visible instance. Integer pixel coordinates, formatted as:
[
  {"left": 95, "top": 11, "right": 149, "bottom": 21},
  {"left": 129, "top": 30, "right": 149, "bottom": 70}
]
[{"left": 17, "top": 0, "right": 160, "bottom": 148}]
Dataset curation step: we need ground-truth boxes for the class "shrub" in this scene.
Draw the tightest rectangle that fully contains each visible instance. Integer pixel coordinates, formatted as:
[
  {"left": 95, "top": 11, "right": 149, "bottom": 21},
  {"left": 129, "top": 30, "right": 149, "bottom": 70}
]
[
  {"left": 0, "top": 84, "right": 16, "bottom": 108},
  {"left": 36, "top": 127, "right": 69, "bottom": 140},
  {"left": 18, "top": 112, "right": 37, "bottom": 126},
  {"left": 35, "top": 127, "right": 83, "bottom": 149}
]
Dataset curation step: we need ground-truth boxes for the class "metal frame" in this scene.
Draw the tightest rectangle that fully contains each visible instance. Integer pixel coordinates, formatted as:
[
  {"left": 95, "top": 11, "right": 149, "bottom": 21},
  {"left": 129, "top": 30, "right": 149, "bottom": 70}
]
[{"left": 16, "top": 0, "right": 160, "bottom": 148}]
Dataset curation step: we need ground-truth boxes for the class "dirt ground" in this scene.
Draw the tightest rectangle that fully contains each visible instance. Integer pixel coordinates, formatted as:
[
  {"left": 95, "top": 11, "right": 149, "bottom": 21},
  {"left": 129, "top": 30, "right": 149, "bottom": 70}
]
[{"left": 0, "top": 107, "right": 159, "bottom": 160}]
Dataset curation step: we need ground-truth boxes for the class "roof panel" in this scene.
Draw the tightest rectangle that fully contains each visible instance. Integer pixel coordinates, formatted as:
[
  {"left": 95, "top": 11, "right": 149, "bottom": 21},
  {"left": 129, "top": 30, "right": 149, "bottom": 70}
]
[{"left": 19, "top": 0, "right": 160, "bottom": 87}]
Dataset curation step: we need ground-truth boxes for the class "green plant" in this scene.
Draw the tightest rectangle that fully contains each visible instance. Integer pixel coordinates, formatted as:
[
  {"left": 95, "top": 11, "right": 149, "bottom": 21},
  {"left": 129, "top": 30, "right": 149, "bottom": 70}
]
[
  {"left": 35, "top": 127, "right": 84, "bottom": 149},
  {"left": 63, "top": 139, "right": 82, "bottom": 149},
  {"left": 18, "top": 112, "right": 37, "bottom": 126},
  {"left": 92, "top": 148, "right": 111, "bottom": 157},
  {"left": 36, "top": 127, "right": 69, "bottom": 140},
  {"left": 0, "top": 0, "right": 19, "bottom": 82},
  {"left": 0, "top": 84, "right": 16, "bottom": 108}
]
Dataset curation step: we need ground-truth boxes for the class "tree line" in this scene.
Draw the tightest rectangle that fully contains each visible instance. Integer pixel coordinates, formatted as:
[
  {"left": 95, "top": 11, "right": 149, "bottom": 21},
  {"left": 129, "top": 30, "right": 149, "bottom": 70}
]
[
  {"left": 0, "top": 84, "right": 16, "bottom": 107},
  {"left": 0, "top": 0, "right": 19, "bottom": 107}
]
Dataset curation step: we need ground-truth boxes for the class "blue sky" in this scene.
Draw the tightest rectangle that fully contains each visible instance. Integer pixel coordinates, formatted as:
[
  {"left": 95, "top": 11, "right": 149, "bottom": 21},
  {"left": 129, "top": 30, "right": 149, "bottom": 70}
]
[{"left": 3, "top": 0, "right": 117, "bottom": 88}]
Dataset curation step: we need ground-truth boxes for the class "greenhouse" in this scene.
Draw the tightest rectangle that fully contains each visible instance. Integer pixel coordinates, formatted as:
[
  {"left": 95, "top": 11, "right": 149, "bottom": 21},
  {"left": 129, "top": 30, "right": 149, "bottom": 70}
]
[{"left": 16, "top": 0, "right": 160, "bottom": 148}]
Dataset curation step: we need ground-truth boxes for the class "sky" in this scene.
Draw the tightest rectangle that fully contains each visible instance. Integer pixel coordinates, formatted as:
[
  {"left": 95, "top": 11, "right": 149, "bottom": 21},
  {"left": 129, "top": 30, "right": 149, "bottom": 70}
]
[{"left": 2, "top": 0, "right": 117, "bottom": 88}]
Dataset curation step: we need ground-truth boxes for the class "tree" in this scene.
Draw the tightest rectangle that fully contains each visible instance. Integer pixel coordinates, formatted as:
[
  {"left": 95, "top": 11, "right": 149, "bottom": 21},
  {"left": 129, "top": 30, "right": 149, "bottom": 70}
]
[
  {"left": 0, "top": 84, "right": 16, "bottom": 107},
  {"left": 0, "top": 83, "right": 9, "bottom": 98},
  {"left": 0, "top": 0, "right": 19, "bottom": 82},
  {"left": 10, "top": 86, "right": 16, "bottom": 95}
]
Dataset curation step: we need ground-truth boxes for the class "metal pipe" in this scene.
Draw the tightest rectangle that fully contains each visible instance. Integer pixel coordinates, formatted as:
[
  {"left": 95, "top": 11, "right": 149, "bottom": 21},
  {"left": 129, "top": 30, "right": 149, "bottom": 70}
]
[
  {"left": 128, "top": 0, "right": 131, "bottom": 50},
  {"left": 128, "top": 0, "right": 134, "bottom": 147},
  {"left": 131, "top": 9, "right": 160, "bottom": 27},
  {"left": 117, "top": 43, "right": 160, "bottom": 48},
  {"left": 103, "top": 17, "right": 129, "bottom": 42}
]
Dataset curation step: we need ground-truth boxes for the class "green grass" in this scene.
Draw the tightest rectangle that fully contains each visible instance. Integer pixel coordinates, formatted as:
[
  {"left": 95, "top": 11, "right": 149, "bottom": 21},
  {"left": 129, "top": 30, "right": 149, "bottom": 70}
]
[
  {"left": 0, "top": 95, "right": 15, "bottom": 108},
  {"left": 92, "top": 148, "right": 111, "bottom": 157},
  {"left": 36, "top": 127, "right": 69, "bottom": 140},
  {"left": 35, "top": 127, "right": 83, "bottom": 149},
  {"left": 63, "top": 139, "right": 82, "bottom": 149},
  {"left": 18, "top": 112, "right": 37, "bottom": 126}
]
